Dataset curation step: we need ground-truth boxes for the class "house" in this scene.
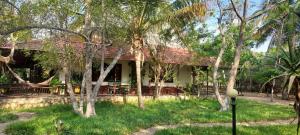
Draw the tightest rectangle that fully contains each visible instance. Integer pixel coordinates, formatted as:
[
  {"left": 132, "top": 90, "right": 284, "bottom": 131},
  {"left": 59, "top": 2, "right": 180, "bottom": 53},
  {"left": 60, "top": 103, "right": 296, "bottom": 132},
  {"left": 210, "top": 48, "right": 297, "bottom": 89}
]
[{"left": 0, "top": 38, "right": 216, "bottom": 96}]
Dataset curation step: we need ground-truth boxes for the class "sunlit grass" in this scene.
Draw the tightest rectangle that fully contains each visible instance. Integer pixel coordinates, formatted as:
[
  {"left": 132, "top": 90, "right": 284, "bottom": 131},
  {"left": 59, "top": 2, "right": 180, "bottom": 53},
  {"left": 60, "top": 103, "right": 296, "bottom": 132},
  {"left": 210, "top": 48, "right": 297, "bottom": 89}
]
[
  {"left": 5, "top": 98, "right": 295, "bottom": 135},
  {"left": 155, "top": 125, "right": 297, "bottom": 135}
]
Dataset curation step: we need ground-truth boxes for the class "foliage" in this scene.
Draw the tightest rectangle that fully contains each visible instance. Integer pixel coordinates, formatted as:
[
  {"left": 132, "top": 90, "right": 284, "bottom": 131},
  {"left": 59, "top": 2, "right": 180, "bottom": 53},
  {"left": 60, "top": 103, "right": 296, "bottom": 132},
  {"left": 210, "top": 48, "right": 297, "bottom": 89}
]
[
  {"left": 50, "top": 77, "right": 62, "bottom": 87},
  {"left": 6, "top": 99, "right": 294, "bottom": 135},
  {"left": 261, "top": 47, "right": 300, "bottom": 92},
  {"left": 34, "top": 41, "right": 84, "bottom": 73},
  {"left": 0, "top": 73, "right": 11, "bottom": 84}
]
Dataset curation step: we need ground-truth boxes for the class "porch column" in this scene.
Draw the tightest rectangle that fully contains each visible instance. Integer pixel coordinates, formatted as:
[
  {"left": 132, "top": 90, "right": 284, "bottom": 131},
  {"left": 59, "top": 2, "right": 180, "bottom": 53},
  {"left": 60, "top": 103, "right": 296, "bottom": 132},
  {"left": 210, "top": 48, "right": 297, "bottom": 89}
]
[{"left": 59, "top": 70, "right": 65, "bottom": 84}]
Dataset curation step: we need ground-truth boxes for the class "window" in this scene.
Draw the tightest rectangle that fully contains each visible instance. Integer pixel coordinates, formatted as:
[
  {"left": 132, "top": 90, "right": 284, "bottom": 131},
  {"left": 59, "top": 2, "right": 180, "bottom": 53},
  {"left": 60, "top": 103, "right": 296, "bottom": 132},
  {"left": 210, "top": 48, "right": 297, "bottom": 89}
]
[
  {"left": 149, "top": 67, "right": 174, "bottom": 83},
  {"left": 92, "top": 63, "right": 122, "bottom": 82}
]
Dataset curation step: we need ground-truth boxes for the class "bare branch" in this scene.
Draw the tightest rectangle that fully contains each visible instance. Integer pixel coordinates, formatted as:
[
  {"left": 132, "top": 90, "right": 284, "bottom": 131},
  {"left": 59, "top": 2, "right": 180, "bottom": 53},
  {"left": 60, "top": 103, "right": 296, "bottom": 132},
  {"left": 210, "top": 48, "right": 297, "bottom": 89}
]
[
  {"left": 216, "top": 0, "right": 224, "bottom": 24},
  {"left": 0, "top": 25, "right": 89, "bottom": 41},
  {"left": 0, "top": 34, "right": 15, "bottom": 64},
  {"left": 242, "top": 0, "right": 248, "bottom": 20},
  {"left": 1, "top": 0, "right": 21, "bottom": 14},
  {"left": 230, "top": 0, "right": 243, "bottom": 21}
]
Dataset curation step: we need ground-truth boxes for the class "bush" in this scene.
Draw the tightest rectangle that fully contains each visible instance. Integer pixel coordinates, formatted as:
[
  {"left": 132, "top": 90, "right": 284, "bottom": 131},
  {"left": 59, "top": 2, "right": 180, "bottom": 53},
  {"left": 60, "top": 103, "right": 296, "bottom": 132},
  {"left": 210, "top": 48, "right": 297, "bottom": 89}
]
[{"left": 0, "top": 74, "right": 11, "bottom": 84}]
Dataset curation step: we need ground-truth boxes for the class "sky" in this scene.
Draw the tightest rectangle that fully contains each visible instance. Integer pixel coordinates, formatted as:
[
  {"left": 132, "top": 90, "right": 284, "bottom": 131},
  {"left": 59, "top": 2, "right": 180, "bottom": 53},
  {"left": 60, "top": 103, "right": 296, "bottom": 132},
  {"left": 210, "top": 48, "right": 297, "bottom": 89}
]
[{"left": 204, "top": 0, "right": 270, "bottom": 53}]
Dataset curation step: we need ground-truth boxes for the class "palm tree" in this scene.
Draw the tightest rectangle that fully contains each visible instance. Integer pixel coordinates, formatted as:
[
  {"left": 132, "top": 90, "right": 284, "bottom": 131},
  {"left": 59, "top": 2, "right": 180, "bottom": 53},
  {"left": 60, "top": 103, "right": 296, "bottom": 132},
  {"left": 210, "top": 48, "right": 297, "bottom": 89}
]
[
  {"left": 112, "top": 0, "right": 206, "bottom": 108},
  {"left": 262, "top": 46, "right": 300, "bottom": 134},
  {"left": 254, "top": 0, "right": 300, "bottom": 99}
]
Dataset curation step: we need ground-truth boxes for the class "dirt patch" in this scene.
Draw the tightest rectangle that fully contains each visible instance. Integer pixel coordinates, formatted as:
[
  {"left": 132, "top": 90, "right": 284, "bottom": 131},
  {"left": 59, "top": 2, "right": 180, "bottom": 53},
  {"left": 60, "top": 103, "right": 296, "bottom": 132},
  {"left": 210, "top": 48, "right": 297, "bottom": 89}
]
[{"left": 0, "top": 112, "right": 35, "bottom": 135}]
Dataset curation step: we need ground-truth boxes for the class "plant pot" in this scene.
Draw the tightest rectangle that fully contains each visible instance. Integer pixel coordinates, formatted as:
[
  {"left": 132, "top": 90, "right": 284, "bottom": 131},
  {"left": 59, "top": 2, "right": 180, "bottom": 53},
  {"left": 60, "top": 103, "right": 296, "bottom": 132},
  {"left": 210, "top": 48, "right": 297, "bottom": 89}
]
[
  {"left": 50, "top": 87, "right": 59, "bottom": 94},
  {"left": 74, "top": 86, "right": 80, "bottom": 94}
]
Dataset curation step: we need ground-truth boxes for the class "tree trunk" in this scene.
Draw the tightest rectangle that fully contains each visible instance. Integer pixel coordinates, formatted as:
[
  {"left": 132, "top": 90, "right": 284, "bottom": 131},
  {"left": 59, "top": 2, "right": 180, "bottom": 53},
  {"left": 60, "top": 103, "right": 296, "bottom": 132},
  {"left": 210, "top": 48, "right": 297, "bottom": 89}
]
[
  {"left": 154, "top": 75, "right": 159, "bottom": 99},
  {"left": 135, "top": 50, "right": 144, "bottom": 108},
  {"left": 85, "top": 99, "right": 96, "bottom": 117},
  {"left": 225, "top": 5, "right": 246, "bottom": 96},
  {"left": 213, "top": 32, "right": 229, "bottom": 111},
  {"left": 84, "top": 44, "right": 94, "bottom": 117},
  {"left": 153, "top": 64, "right": 161, "bottom": 100},
  {"left": 79, "top": 72, "right": 86, "bottom": 114},
  {"left": 226, "top": 0, "right": 247, "bottom": 100},
  {"left": 226, "top": 43, "right": 243, "bottom": 95},
  {"left": 293, "top": 78, "right": 300, "bottom": 135},
  {"left": 61, "top": 40, "right": 82, "bottom": 115},
  {"left": 92, "top": 49, "right": 123, "bottom": 97},
  {"left": 271, "top": 79, "right": 275, "bottom": 102},
  {"left": 214, "top": 0, "right": 229, "bottom": 111},
  {"left": 63, "top": 61, "right": 81, "bottom": 114},
  {"left": 82, "top": 0, "right": 96, "bottom": 118},
  {"left": 197, "top": 84, "right": 201, "bottom": 97}
]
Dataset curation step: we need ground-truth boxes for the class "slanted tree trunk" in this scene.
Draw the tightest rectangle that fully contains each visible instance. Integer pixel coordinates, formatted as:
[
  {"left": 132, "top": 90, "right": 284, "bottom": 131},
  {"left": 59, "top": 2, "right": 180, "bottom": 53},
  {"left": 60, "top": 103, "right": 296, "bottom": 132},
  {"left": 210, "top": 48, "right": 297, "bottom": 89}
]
[
  {"left": 92, "top": 48, "right": 123, "bottom": 97},
  {"left": 214, "top": 0, "right": 229, "bottom": 111},
  {"left": 226, "top": 0, "right": 247, "bottom": 98},
  {"left": 62, "top": 42, "right": 82, "bottom": 115},
  {"left": 0, "top": 34, "right": 15, "bottom": 64},
  {"left": 63, "top": 64, "right": 80, "bottom": 114},
  {"left": 226, "top": 41, "right": 243, "bottom": 95},
  {"left": 213, "top": 31, "right": 229, "bottom": 111}
]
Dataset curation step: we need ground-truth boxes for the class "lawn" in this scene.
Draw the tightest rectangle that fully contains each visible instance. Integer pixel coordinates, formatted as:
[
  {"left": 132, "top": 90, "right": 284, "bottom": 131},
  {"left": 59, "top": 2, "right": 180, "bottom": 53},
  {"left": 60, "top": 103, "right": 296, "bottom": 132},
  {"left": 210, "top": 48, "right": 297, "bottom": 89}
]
[
  {"left": 5, "top": 98, "right": 295, "bottom": 135},
  {"left": 155, "top": 125, "right": 298, "bottom": 135},
  {"left": 0, "top": 110, "right": 18, "bottom": 123}
]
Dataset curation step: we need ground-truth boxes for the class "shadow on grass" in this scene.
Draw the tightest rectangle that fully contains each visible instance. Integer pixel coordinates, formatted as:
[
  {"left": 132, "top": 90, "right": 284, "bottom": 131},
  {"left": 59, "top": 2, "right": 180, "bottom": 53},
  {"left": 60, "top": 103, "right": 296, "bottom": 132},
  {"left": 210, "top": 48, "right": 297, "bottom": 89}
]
[{"left": 4, "top": 98, "right": 295, "bottom": 135}]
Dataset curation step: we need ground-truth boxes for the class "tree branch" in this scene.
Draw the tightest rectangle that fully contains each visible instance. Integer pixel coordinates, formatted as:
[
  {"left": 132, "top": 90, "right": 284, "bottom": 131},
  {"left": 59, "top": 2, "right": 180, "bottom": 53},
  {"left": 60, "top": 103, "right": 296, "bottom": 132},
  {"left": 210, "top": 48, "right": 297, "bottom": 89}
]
[
  {"left": 1, "top": 0, "right": 21, "bottom": 14},
  {"left": 242, "top": 0, "right": 248, "bottom": 20},
  {"left": 0, "top": 25, "right": 89, "bottom": 41},
  {"left": 92, "top": 48, "right": 123, "bottom": 97},
  {"left": 230, "top": 0, "right": 243, "bottom": 21}
]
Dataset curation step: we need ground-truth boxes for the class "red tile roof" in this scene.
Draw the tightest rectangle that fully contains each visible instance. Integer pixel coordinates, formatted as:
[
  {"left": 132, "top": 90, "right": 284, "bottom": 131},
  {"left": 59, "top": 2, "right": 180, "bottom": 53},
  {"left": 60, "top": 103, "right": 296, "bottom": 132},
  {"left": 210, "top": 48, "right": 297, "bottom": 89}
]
[{"left": 1, "top": 40, "right": 215, "bottom": 66}]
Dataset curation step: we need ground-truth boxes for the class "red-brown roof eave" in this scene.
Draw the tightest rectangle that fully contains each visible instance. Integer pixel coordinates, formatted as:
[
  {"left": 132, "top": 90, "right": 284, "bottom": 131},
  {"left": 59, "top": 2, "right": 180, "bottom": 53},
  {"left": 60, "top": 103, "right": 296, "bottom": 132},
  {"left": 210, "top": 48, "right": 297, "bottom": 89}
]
[{"left": 1, "top": 40, "right": 216, "bottom": 66}]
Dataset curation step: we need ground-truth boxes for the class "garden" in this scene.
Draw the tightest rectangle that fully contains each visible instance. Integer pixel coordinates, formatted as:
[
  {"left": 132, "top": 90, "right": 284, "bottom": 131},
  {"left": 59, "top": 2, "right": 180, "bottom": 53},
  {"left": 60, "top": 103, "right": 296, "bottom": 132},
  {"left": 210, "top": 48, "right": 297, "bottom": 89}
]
[
  {"left": 2, "top": 98, "right": 297, "bottom": 135},
  {"left": 1, "top": 0, "right": 300, "bottom": 135}
]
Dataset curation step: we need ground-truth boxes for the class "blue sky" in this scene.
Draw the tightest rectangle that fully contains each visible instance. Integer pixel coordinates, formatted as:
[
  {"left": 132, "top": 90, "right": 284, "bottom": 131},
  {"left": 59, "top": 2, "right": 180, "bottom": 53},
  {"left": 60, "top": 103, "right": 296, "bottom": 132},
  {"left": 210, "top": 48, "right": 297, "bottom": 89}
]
[{"left": 204, "top": 0, "right": 269, "bottom": 53}]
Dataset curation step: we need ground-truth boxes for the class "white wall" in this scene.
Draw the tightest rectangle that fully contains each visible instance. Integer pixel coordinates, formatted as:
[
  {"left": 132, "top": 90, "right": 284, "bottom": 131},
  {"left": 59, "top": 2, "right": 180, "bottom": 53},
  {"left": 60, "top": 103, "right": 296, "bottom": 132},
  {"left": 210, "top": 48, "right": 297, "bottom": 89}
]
[
  {"left": 59, "top": 60, "right": 193, "bottom": 87},
  {"left": 120, "top": 60, "right": 130, "bottom": 85},
  {"left": 142, "top": 63, "right": 150, "bottom": 86},
  {"left": 141, "top": 64, "right": 193, "bottom": 87},
  {"left": 100, "top": 60, "right": 131, "bottom": 85},
  {"left": 59, "top": 70, "right": 65, "bottom": 84},
  {"left": 177, "top": 66, "right": 192, "bottom": 87}
]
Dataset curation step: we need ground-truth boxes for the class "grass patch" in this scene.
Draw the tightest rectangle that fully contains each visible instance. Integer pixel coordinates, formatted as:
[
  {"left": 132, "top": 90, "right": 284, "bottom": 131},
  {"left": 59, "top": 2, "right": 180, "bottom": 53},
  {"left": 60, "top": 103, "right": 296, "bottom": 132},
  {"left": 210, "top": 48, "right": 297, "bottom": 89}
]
[
  {"left": 0, "top": 110, "right": 18, "bottom": 123},
  {"left": 155, "top": 125, "right": 298, "bottom": 135},
  {"left": 5, "top": 98, "right": 295, "bottom": 135}
]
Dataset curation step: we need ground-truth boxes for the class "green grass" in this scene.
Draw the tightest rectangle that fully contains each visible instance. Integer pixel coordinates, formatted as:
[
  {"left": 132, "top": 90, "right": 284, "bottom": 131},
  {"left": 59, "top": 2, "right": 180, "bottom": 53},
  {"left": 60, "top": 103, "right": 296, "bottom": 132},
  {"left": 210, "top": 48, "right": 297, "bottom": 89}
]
[
  {"left": 5, "top": 98, "right": 295, "bottom": 135},
  {"left": 155, "top": 125, "right": 298, "bottom": 135},
  {"left": 0, "top": 110, "right": 18, "bottom": 123}
]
